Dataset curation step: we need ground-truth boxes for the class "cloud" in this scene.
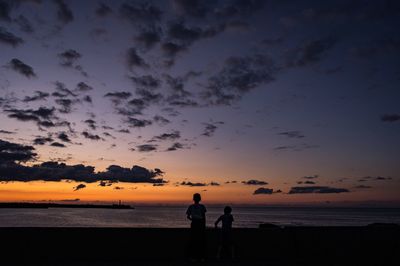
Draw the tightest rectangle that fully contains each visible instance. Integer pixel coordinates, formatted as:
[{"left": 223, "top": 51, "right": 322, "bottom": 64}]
[
  {"left": 8, "top": 59, "right": 36, "bottom": 78},
  {"left": 201, "top": 121, "right": 224, "bottom": 137},
  {"left": 215, "top": 0, "right": 265, "bottom": 18},
  {"left": 55, "top": 99, "right": 75, "bottom": 113},
  {"left": 298, "top": 180, "right": 316, "bottom": 184},
  {"left": 82, "top": 131, "right": 103, "bottom": 141},
  {"left": 99, "top": 180, "right": 113, "bottom": 187},
  {"left": 126, "top": 48, "right": 148, "bottom": 69},
  {"left": 4, "top": 107, "right": 58, "bottom": 128},
  {"left": 130, "top": 75, "right": 160, "bottom": 88},
  {"left": 357, "top": 176, "right": 392, "bottom": 182},
  {"left": 33, "top": 136, "right": 53, "bottom": 145},
  {"left": 242, "top": 179, "right": 268, "bottom": 185},
  {"left": 134, "top": 29, "right": 161, "bottom": 49},
  {"left": 125, "top": 117, "right": 152, "bottom": 128},
  {"left": 59, "top": 49, "right": 81, "bottom": 66},
  {"left": 57, "top": 132, "right": 71, "bottom": 142},
  {"left": 50, "top": 142, "right": 66, "bottom": 148},
  {"left": 14, "top": 15, "right": 34, "bottom": 33},
  {"left": 166, "top": 142, "right": 184, "bottom": 151},
  {"left": 96, "top": 3, "right": 112, "bottom": 17},
  {"left": 253, "top": 187, "right": 273, "bottom": 195},
  {"left": 180, "top": 181, "right": 207, "bottom": 187},
  {"left": 161, "top": 42, "right": 187, "bottom": 58},
  {"left": 0, "top": 27, "right": 23, "bottom": 47},
  {"left": 288, "top": 186, "right": 350, "bottom": 194},
  {"left": 58, "top": 49, "right": 87, "bottom": 76},
  {"left": 273, "top": 144, "right": 319, "bottom": 152},
  {"left": 53, "top": 81, "right": 77, "bottom": 98},
  {"left": 153, "top": 115, "right": 170, "bottom": 125},
  {"left": 179, "top": 181, "right": 220, "bottom": 186},
  {"left": 0, "top": 141, "right": 166, "bottom": 184},
  {"left": 119, "top": 2, "right": 162, "bottom": 26},
  {"left": 278, "top": 131, "right": 305, "bottom": 139},
  {"left": 55, "top": 0, "right": 74, "bottom": 24},
  {"left": 169, "top": 20, "right": 224, "bottom": 43},
  {"left": 285, "top": 37, "right": 336, "bottom": 67},
  {"left": 73, "top": 184, "right": 86, "bottom": 191},
  {"left": 23, "top": 91, "right": 49, "bottom": 102},
  {"left": 0, "top": 139, "right": 37, "bottom": 163},
  {"left": 104, "top": 91, "right": 132, "bottom": 106},
  {"left": 0, "top": 130, "right": 15, "bottom": 134},
  {"left": 0, "top": 0, "right": 11, "bottom": 21},
  {"left": 76, "top": 82, "right": 93, "bottom": 92},
  {"left": 302, "top": 175, "right": 319, "bottom": 179},
  {"left": 84, "top": 119, "right": 96, "bottom": 130},
  {"left": 83, "top": 95, "right": 92, "bottom": 103},
  {"left": 136, "top": 144, "right": 157, "bottom": 152},
  {"left": 381, "top": 114, "right": 400, "bottom": 122},
  {"left": 172, "top": 0, "right": 211, "bottom": 18},
  {"left": 353, "top": 185, "right": 372, "bottom": 189},
  {"left": 152, "top": 131, "right": 181, "bottom": 141},
  {"left": 203, "top": 54, "right": 277, "bottom": 105}
]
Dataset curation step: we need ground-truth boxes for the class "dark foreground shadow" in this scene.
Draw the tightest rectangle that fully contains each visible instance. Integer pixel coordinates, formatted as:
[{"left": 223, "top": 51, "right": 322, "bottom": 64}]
[{"left": 0, "top": 226, "right": 399, "bottom": 265}]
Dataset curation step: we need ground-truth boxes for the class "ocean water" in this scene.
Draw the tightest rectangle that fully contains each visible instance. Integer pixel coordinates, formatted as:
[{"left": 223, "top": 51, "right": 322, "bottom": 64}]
[{"left": 0, "top": 206, "right": 399, "bottom": 228}]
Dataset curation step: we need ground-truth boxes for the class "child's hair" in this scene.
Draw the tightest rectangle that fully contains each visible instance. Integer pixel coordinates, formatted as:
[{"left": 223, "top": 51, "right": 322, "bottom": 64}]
[
  {"left": 193, "top": 193, "right": 201, "bottom": 203},
  {"left": 224, "top": 206, "right": 232, "bottom": 214}
]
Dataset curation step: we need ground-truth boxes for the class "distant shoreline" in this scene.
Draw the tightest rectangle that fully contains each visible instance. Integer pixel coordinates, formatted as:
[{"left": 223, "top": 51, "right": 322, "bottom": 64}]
[{"left": 0, "top": 202, "right": 133, "bottom": 209}]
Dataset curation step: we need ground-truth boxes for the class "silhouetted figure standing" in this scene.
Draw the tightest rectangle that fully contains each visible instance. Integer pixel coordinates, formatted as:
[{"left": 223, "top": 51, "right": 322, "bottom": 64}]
[
  {"left": 215, "top": 206, "right": 234, "bottom": 260},
  {"left": 186, "top": 193, "right": 207, "bottom": 261}
]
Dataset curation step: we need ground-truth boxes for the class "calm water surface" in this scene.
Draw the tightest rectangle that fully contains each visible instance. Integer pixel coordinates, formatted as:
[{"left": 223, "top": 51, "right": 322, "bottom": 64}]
[{"left": 1, "top": 206, "right": 399, "bottom": 228}]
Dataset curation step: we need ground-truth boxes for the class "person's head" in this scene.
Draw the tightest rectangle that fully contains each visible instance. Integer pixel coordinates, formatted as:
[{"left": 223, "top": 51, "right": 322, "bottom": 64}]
[
  {"left": 224, "top": 206, "right": 232, "bottom": 214},
  {"left": 193, "top": 193, "right": 201, "bottom": 203}
]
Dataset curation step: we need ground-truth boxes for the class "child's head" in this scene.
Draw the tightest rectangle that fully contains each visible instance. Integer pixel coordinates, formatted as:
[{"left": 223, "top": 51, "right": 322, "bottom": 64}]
[
  {"left": 193, "top": 193, "right": 201, "bottom": 203},
  {"left": 224, "top": 206, "right": 232, "bottom": 214}
]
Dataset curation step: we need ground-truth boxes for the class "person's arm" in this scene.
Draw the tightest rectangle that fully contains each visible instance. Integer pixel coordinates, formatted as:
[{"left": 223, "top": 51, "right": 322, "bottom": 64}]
[
  {"left": 186, "top": 207, "right": 192, "bottom": 220},
  {"left": 214, "top": 216, "right": 222, "bottom": 228}
]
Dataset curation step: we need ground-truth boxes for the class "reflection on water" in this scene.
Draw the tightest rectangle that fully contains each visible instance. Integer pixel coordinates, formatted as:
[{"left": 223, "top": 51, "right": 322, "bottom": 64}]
[{"left": 1, "top": 206, "right": 399, "bottom": 228}]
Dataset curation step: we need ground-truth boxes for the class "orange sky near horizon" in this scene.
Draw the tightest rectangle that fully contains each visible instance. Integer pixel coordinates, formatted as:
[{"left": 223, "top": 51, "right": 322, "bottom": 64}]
[{"left": 1, "top": 179, "right": 399, "bottom": 206}]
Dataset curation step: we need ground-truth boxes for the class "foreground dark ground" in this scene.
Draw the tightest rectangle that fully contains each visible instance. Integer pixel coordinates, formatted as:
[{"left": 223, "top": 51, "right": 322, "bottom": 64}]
[{"left": 1, "top": 226, "right": 399, "bottom": 265}]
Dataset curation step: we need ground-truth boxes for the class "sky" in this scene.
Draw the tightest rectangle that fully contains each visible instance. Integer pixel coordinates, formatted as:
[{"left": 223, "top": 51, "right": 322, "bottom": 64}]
[{"left": 0, "top": 0, "right": 399, "bottom": 206}]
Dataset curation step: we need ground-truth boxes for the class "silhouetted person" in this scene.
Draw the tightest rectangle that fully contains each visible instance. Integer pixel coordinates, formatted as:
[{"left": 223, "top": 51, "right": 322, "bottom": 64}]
[
  {"left": 215, "top": 206, "right": 234, "bottom": 260},
  {"left": 186, "top": 193, "right": 207, "bottom": 261}
]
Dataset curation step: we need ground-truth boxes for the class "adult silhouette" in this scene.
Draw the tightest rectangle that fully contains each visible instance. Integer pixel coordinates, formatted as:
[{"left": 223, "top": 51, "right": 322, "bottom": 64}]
[{"left": 186, "top": 193, "right": 207, "bottom": 261}]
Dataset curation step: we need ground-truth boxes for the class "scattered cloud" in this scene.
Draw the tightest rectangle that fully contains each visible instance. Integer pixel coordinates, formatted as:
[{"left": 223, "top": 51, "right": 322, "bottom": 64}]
[
  {"left": 203, "top": 54, "right": 277, "bottom": 105},
  {"left": 23, "top": 91, "right": 49, "bottom": 102},
  {"left": 73, "top": 184, "right": 86, "bottom": 191},
  {"left": 288, "top": 186, "right": 350, "bottom": 194},
  {"left": 55, "top": 0, "right": 74, "bottom": 24},
  {"left": 242, "top": 179, "right": 268, "bottom": 185},
  {"left": 0, "top": 27, "right": 24, "bottom": 47},
  {"left": 0, "top": 140, "right": 166, "bottom": 184},
  {"left": 381, "top": 114, "right": 400, "bottom": 122},
  {"left": 82, "top": 131, "right": 103, "bottom": 141},
  {"left": 96, "top": 3, "right": 112, "bottom": 17},
  {"left": 8, "top": 59, "right": 36, "bottom": 78},
  {"left": 278, "top": 131, "right": 305, "bottom": 139},
  {"left": 253, "top": 188, "right": 282, "bottom": 195},
  {"left": 136, "top": 144, "right": 157, "bottom": 152}
]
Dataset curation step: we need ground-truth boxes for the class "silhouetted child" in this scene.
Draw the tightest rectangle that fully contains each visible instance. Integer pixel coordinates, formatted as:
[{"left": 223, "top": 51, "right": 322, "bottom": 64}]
[
  {"left": 214, "top": 206, "right": 234, "bottom": 259},
  {"left": 186, "top": 193, "right": 207, "bottom": 261}
]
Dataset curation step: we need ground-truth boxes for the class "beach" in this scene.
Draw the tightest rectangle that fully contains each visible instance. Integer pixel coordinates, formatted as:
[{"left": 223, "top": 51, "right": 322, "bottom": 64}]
[{"left": 1, "top": 225, "right": 399, "bottom": 265}]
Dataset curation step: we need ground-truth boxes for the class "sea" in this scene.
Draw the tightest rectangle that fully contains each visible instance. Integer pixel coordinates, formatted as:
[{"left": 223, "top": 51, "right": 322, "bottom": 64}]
[{"left": 1, "top": 206, "right": 400, "bottom": 228}]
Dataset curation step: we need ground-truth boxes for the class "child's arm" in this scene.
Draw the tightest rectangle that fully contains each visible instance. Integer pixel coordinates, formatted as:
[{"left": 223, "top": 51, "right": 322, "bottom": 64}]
[{"left": 214, "top": 216, "right": 222, "bottom": 228}]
